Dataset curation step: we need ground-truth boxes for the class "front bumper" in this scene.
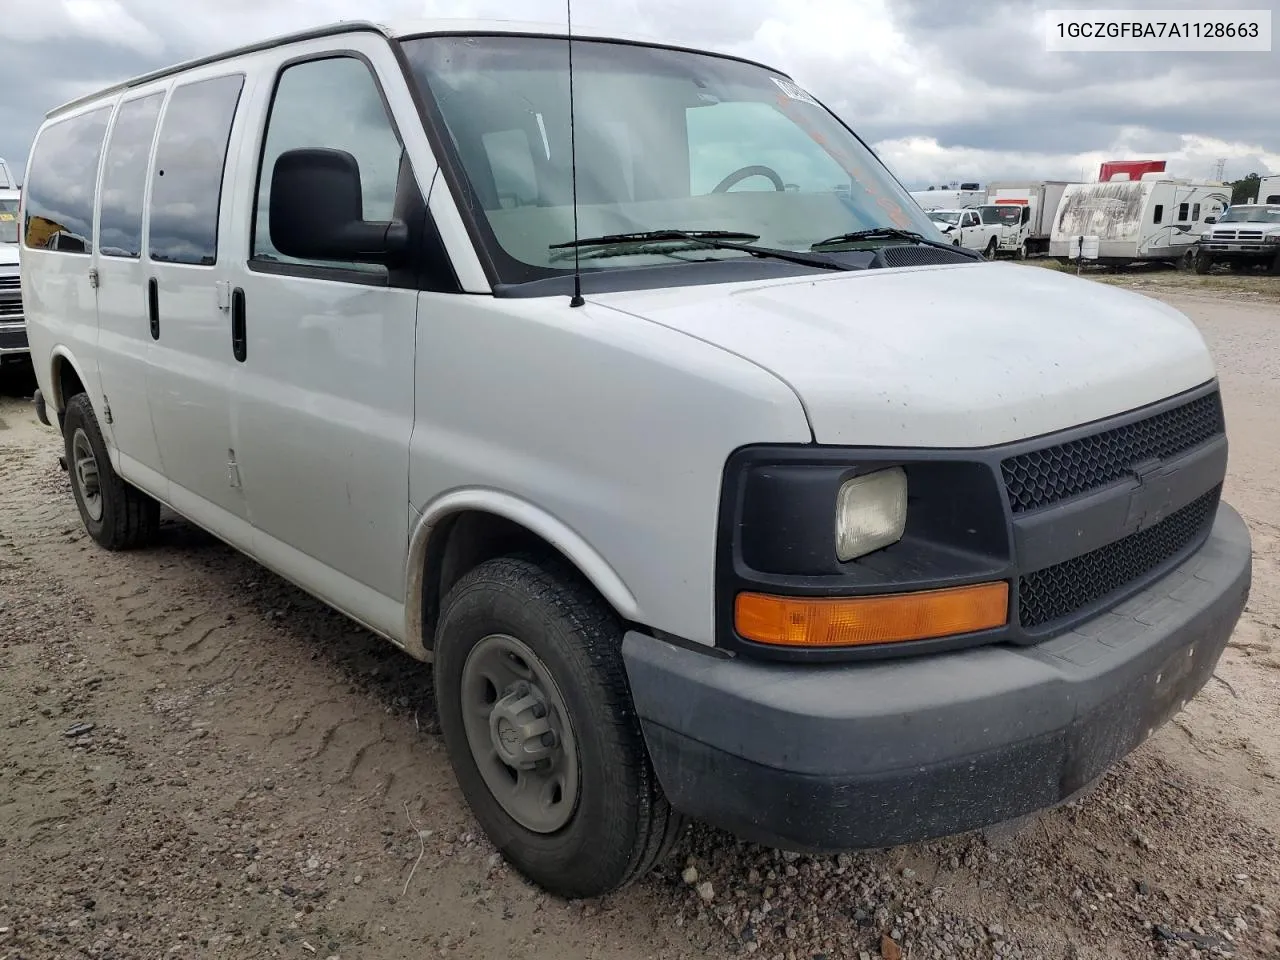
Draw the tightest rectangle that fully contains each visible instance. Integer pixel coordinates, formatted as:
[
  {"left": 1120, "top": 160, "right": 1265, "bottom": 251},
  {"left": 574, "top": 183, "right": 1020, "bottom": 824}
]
[
  {"left": 1199, "top": 242, "right": 1278, "bottom": 258},
  {"left": 623, "top": 503, "right": 1251, "bottom": 852},
  {"left": 0, "top": 320, "right": 28, "bottom": 356}
]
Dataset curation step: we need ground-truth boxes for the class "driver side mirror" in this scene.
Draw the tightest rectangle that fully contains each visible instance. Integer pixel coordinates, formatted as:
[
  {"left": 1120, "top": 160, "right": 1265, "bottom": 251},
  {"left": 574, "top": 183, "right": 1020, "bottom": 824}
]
[
  {"left": 1204, "top": 215, "right": 1217, "bottom": 224},
  {"left": 270, "top": 148, "right": 408, "bottom": 264}
]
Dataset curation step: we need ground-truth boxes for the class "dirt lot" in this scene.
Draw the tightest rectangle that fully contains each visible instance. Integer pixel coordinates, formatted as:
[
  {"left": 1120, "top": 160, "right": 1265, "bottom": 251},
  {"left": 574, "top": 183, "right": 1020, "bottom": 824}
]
[{"left": 1, "top": 280, "right": 1278, "bottom": 960}]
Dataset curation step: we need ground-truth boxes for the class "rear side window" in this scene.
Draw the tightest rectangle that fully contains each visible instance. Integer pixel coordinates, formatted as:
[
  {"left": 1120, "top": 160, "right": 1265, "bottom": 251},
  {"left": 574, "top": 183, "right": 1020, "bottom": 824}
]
[
  {"left": 1153, "top": 204, "right": 1163, "bottom": 224},
  {"left": 1192, "top": 203, "right": 1201, "bottom": 221},
  {"left": 148, "top": 74, "right": 245, "bottom": 265},
  {"left": 1177, "top": 202, "right": 1189, "bottom": 222},
  {"left": 22, "top": 106, "right": 111, "bottom": 253},
  {"left": 99, "top": 93, "right": 164, "bottom": 259}
]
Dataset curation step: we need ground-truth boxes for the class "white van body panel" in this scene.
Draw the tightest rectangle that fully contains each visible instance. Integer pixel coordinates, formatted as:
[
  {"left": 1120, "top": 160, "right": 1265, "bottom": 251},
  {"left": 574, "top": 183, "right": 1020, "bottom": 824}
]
[
  {"left": 409, "top": 294, "right": 811, "bottom": 647},
  {"left": 1259, "top": 175, "right": 1280, "bottom": 205},
  {"left": 589, "top": 262, "right": 1215, "bottom": 449}
]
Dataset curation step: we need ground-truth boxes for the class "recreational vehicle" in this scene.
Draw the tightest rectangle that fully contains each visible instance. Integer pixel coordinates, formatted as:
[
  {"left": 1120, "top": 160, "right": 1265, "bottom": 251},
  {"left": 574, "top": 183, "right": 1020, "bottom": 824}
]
[
  {"left": 1258, "top": 175, "right": 1280, "bottom": 205},
  {"left": 987, "top": 180, "right": 1075, "bottom": 257},
  {"left": 909, "top": 183, "right": 985, "bottom": 211},
  {"left": 1049, "top": 175, "right": 1229, "bottom": 264},
  {"left": 20, "top": 17, "right": 1250, "bottom": 900}
]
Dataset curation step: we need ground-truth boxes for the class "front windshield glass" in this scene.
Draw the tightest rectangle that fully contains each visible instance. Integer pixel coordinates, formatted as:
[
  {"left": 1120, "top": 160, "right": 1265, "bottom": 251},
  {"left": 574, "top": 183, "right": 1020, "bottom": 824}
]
[
  {"left": 1220, "top": 206, "right": 1280, "bottom": 224},
  {"left": 401, "top": 35, "right": 942, "bottom": 284},
  {"left": 930, "top": 211, "right": 960, "bottom": 225},
  {"left": 0, "top": 198, "right": 18, "bottom": 244},
  {"left": 980, "top": 205, "right": 1021, "bottom": 226}
]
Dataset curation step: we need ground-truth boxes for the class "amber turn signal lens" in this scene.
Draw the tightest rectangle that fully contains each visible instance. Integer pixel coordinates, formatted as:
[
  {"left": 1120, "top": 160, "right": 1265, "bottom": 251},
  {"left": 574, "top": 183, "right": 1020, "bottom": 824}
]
[{"left": 734, "top": 582, "right": 1009, "bottom": 648}]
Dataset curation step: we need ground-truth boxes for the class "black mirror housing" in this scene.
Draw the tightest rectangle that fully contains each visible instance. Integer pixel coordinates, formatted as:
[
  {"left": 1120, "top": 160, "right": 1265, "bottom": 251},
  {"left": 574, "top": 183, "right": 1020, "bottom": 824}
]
[
  {"left": 269, "top": 148, "right": 408, "bottom": 264},
  {"left": 1204, "top": 216, "right": 1217, "bottom": 224}
]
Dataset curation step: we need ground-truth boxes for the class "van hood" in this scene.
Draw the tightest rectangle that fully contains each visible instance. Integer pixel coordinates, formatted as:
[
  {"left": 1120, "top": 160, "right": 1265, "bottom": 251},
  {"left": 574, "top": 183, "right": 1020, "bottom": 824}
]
[{"left": 589, "top": 262, "right": 1215, "bottom": 448}]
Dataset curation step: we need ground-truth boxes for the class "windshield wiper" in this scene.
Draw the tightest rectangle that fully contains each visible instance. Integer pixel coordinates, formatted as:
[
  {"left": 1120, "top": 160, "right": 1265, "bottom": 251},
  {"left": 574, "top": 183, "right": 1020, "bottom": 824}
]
[
  {"left": 550, "top": 229, "right": 852, "bottom": 272},
  {"left": 811, "top": 227, "right": 983, "bottom": 260}
]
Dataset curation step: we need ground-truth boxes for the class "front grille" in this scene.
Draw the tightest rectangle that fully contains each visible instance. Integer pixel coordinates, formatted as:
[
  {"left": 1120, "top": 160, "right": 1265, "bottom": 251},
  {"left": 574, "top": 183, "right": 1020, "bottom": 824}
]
[
  {"left": 1001, "top": 391, "right": 1225, "bottom": 513},
  {"left": 874, "top": 245, "right": 972, "bottom": 268},
  {"left": 1018, "top": 485, "right": 1220, "bottom": 629},
  {"left": 0, "top": 276, "right": 18, "bottom": 290},
  {"left": 0, "top": 298, "right": 21, "bottom": 317}
]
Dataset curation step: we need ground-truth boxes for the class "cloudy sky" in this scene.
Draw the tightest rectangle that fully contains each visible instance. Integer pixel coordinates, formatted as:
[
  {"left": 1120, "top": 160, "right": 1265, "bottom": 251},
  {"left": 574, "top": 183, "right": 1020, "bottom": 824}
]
[{"left": 2, "top": 0, "right": 1277, "bottom": 188}]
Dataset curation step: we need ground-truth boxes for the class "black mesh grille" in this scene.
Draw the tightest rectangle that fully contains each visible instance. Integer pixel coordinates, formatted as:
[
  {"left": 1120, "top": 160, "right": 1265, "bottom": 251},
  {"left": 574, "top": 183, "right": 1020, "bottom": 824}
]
[
  {"left": 0, "top": 276, "right": 19, "bottom": 290},
  {"left": 1001, "top": 392, "right": 1224, "bottom": 513},
  {"left": 873, "top": 245, "right": 974, "bottom": 269},
  {"left": 1018, "top": 485, "right": 1220, "bottom": 629}
]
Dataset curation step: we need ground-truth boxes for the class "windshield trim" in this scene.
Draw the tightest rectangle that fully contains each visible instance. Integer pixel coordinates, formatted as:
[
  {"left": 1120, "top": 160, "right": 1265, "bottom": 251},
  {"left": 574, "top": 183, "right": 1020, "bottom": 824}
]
[{"left": 392, "top": 31, "right": 926, "bottom": 296}]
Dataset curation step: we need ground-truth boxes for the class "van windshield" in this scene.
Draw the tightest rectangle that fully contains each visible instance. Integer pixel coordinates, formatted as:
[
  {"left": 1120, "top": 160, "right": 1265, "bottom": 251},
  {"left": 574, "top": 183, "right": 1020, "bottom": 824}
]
[
  {"left": 0, "top": 198, "right": 18, "bottom": 244},
  {"left": 400, "top": 34, "right": 941, "bottom": 285}
]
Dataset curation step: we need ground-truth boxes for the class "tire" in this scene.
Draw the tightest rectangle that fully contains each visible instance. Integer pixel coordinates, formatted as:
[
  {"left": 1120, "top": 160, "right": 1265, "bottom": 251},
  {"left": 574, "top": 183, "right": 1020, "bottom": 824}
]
[
  {"left": 1194, "top": 251, "right": 1214, "bottom": 275},
  {"left": 62, "top": 393, "right": 160, "bottom": 550},
  {"left": 434, "top": 555, "right": 685, "bottom": 899},
  {"left": 1016, "top": 241, "right": 1028, "bottom": 261},
  {"left": 984, "top": 238, "right": 998, "bottom": 260},
  {"left": 1269, "top": 252, "right": 1280, "bottom": 277}
]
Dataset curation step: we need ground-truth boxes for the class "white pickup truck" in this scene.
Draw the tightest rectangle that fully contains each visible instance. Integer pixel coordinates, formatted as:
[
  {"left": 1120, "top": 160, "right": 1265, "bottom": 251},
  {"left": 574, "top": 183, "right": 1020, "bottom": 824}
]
[{"left": 929, "top": 205, "right": 1026, "bottom": 259}]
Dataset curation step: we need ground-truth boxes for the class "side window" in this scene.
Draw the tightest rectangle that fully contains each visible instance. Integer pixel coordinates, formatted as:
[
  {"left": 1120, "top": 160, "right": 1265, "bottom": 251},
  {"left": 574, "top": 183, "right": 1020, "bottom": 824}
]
[
  {"left": 99, "top": 93, "right": 164, "bottom": 259},
  {"left": 1191, "top": 203, "right": 1201, "bottom": 221},
  {"left": 149, "top": 74, "right": 245, "bottom": 266},
  {"left": 1266, "top": 194, "right": 1280, "bottom": 204},
  {"left": 686, "top": 100, "right": 848, "bottom": 195},
  {"left": 963, "top": 211, "right": 979, "bottom": 227},
  {"left": 1153, "top": 204, "right": 1164, "bottom": 224},
  {"left": 1177, "top": 202, "right": 1189, "bottom": 222},
  {"left": 252, "top": 56, "right": 402, "bottom": 275},
  {"left": 22, "top": 106, "right": 111, "bottom": 253}
]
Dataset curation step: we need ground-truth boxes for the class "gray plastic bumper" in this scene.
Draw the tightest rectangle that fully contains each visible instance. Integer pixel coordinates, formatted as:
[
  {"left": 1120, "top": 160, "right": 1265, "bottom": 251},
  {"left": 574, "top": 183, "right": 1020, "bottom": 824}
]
[{"left": 623, "top": 503, "right": 1251, "bottom": 851}]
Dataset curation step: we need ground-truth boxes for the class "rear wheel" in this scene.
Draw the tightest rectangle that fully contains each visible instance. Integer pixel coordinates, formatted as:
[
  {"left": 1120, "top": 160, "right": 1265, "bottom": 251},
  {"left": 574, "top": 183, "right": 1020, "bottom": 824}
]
[
  {"left": 63, "top": 393, "right": 160, "bottom": 550},
  {"left": 434, "top": 555, "right": 684, "bottom": 899}
]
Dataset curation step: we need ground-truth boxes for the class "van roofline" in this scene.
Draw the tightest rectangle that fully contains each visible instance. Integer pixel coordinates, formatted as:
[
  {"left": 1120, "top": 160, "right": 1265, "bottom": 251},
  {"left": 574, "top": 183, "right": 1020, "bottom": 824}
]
[{"left": 46, "top": 17, "right": 790, "bottom": 120}]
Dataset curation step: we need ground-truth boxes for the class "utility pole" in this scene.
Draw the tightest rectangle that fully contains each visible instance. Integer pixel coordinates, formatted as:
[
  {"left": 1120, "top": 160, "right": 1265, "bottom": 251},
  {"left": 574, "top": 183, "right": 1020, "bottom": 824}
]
[{"left": 1212, "top": 158, "right": 1226, "bottom": 181}]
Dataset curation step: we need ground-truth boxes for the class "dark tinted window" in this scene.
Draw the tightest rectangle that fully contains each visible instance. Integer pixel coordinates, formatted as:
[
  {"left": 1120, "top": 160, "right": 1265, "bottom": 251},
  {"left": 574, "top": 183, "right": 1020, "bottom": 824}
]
[
  {"left": 1177, "top": 202, "right": 1189, "bottom": 222},
  {"left": 1192, "top": 203, "right": 1201, "bottom": 221},
  {"left": 149, "top": 74, "right": 244, "bottom": 265},
  {"left": 99, "top": 93, "right": 163, "bottom": 259},
  {"left": 1153, "top": 204, "right": 1163, "bottom": 224},
  {"left": 252, "top": 56, "right": 401, "bottom": 275},
  {"left": 22, "top": 106, "right": 111, "bottom": 253}
]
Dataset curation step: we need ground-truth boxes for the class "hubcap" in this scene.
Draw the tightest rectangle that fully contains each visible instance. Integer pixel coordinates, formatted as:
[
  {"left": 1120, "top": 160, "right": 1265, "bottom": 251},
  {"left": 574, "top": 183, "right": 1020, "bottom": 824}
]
[
  {"left": 71, "top": 428, "right": 103, "bottom": 522},
  {"left": 460, "top": 633, "right": 579, "bottom": 833}
]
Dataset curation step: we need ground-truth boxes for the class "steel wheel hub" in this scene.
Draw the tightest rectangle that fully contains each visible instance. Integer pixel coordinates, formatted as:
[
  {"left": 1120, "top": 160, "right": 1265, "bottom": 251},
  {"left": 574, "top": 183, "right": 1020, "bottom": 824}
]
[
  {"left": 71, "top": 428, "right": 103, "bottom": 522},
  {"left": 460, "top": 633, "right": 579, "bottom": 834}
]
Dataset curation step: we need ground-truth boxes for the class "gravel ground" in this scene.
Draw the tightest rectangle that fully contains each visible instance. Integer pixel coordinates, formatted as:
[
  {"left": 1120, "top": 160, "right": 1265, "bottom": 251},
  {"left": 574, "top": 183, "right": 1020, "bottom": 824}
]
[{"left": 1, "top": 280, "right": 1278, "bottom": 960}]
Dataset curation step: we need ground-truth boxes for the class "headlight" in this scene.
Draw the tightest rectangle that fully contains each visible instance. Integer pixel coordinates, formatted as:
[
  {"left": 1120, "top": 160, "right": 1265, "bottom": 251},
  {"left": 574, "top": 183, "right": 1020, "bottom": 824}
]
[
  {"left": 1265, "top": 234, "right": 1280, "bottom": 244},
  {"left": 835, "top": 467, "right": 907, "bottom": 561},
  {"left": 1200, "top": 232, "right": 1212, "bottom": 241}
]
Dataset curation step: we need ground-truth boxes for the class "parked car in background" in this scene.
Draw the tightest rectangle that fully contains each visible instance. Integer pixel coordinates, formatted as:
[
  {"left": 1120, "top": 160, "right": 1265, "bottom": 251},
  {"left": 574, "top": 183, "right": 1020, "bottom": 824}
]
[
  {"left": 929, "top": 207, "right": 1003, "bottom": 258},
  {"left": 986, "top": 180, "right": 1076, "bottom": 257},
  {"left": 1195, "top": 204, "right": 1280, "bottom": 274},
  {"left": 0, "top": 185, "right": 27, "bottom": 371},
  {"left": 20, "top": 17, "right": 1251, "bottom": 902}
]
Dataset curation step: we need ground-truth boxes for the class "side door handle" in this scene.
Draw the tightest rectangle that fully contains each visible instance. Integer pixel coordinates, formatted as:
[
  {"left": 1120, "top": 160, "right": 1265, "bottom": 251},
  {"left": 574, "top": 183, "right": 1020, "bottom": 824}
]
[
  {"left": 231, "top": 287, "right": 247, "bottom": 363},
  {"left": 147, "top": 277, "right": 159, "bottom": 340}
]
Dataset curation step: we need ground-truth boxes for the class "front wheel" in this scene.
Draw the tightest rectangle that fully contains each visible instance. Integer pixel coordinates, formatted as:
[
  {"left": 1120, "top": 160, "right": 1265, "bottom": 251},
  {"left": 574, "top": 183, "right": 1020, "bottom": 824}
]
[
  {"left": 62, "top": 393, "right": 160, "bottom": 550},
  {"left": 1194, "top": 251, "right": 1214, "bottom": 275},
  {"left": 1015, "top": 241, "right": 1028, "bottom": 261},
  {"left": 984, "top": 238, "right": 998, "bottom": 260},
  {"left": 434, "top": 555, "right": 684, "bottom": 899},
  {"left": 1269, "top": 252, "right": 1280, "bottom": 276}
]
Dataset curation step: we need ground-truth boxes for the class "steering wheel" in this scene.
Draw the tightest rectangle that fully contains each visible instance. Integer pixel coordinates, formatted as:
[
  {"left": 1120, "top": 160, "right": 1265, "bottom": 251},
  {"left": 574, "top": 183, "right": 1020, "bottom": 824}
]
[{"left": 712, "top": 165, "right": 786, "bottom": 193}]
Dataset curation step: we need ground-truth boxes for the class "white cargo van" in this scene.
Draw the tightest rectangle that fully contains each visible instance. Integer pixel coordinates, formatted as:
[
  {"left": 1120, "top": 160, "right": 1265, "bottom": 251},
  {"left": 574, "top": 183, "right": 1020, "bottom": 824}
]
[{"left": 20, "top": 19, "right": 1251, "bottom": 900}]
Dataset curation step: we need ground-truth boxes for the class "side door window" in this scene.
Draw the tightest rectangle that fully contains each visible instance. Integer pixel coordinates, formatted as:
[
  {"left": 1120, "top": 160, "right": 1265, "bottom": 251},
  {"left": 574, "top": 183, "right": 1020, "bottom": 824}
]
[
  {"left": 251, "top": 56, "right": 403, "bottom": 279},
  {"left": 99, "top": 93, "right": 164, "bottom": 259},
  {"left": 149, "top": 74, "right": 245, "bottom": 265}
]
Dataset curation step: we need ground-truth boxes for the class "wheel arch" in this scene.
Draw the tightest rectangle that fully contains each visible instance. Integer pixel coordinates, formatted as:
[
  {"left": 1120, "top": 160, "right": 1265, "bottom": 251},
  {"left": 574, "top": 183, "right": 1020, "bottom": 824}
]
[
  {"left": 48, "top": 347, "right": 90, "bottom": 419},
  {"left": 404, "top": 490, "right": 642, "bottom": 661}
]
